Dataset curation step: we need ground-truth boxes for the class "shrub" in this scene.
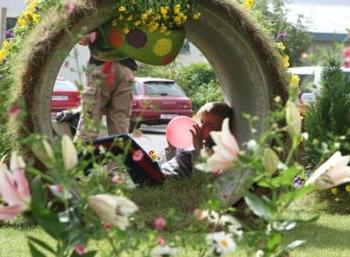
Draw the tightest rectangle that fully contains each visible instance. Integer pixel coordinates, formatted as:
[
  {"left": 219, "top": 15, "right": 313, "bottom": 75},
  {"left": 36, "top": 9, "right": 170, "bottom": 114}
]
[{"left": 304, "top": 59, "right": 350, "bottom": 168}]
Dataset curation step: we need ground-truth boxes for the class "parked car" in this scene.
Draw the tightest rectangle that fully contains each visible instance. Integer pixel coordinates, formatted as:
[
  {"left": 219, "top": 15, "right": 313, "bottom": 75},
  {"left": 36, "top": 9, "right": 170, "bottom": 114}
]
[
  {"left": 289, "top": 66, "right": 350, "bottom": 105},
  {"left": 51, "top": 77, "right": 192, "bottom": 126},
  {"left": 131, "top": 77, "right": 192, "bottom": 126},
  {"left": 51, "top": 78, "right": 80, "bottom": 112}
]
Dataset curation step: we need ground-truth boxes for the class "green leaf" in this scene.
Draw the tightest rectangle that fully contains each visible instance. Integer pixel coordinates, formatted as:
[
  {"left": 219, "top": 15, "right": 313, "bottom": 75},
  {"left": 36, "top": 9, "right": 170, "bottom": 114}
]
[
  {"left": 70, "top": 251, "right": 97, "bottom": 257},
  {"left": 30, "top": 178, "right": 62, "bottom": 240},
  {"left": 266, "top": 233, "right": 283, "bottom": 251},
  {"left": 28, "top": 242, "right": 48, "bottom": 257},
  {"left": 244, "top": 192, "right": 272, "bottom": 220},
  {"left": 28, "top": 236, "right": 55, "bottom": 254}
]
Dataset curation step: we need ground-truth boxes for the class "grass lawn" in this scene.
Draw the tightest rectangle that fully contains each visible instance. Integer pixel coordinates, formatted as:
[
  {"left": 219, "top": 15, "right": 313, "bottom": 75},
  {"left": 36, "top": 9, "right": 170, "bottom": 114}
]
[{"left": 1, "top": 213, "right": 350, "bottom": 257}]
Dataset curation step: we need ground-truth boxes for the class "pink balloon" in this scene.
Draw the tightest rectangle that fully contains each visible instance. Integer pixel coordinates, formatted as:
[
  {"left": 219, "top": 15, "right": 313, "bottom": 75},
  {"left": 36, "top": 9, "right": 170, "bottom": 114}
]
[{"left": 166, "top": 116, "right": 196, "bottom": 149}]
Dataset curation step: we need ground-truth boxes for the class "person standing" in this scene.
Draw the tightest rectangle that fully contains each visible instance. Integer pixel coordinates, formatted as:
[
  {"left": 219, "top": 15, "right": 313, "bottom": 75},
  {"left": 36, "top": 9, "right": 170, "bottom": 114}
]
[{"left": 74, "top": 32, "right": 137, "bottom": 142}]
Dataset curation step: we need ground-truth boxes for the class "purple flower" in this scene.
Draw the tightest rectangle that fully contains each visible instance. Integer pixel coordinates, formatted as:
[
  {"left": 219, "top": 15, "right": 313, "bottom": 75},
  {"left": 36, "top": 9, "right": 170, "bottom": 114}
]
[
  {"left": 5, "top": 30, "right": 14, "bottom": 39},
  {"left": 276, "top": 32, "right": 287, "bottom": 41},
  {"left": 293, "top": 177, "right": 303, "bottom": 188}
]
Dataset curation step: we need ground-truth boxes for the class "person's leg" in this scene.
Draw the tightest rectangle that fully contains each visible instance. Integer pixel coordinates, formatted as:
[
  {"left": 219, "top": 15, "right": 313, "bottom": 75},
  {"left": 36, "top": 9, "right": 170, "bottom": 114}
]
[
  {"left": 106, "top": 62, "right": 135, "bottom": 135},
  {"left": 75, "top": 65, "right": 110, "bottom": 142}
]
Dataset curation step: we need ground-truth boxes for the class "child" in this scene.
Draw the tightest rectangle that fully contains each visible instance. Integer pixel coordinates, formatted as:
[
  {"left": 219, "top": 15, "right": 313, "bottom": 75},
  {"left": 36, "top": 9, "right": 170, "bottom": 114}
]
[
  {"left": 160, "top": 102, "right": 234, "bottom": 179},
  {"left": 88, "top": 102, "right": 235, "bottom": 185}
]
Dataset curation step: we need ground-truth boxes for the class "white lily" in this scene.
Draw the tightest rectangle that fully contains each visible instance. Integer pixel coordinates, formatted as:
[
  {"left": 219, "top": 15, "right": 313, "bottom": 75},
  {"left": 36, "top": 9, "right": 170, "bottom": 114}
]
[
  {"left": 88, "top": 194, "right": 138, "bottom": 230},
  {"left": 206, "top": 231, "right": 236, "bottom": 255},
  {"left": 61, "top": 135, "right": 78, "bottom": 170},
  {"left": 150, "top": 245, "right": 177, "bottom": 257},
  {"left": 207, "top": 118, "right": 240, "bottom": 172},
  {"left": 305, "top": 151, "right": 350, "bottom": 189}
]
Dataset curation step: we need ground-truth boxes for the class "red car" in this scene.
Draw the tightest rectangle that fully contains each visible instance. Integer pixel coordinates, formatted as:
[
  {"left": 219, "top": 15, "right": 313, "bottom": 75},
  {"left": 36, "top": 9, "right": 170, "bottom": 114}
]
[
  {"left": 131, "top": 77, "right": 192, "bottom": 126},
  {"left": 51, "top": 77, "right": 192, "bottom": 126},
  {"left": 51, "top": 78, "right": 80, "bottom": 112}
]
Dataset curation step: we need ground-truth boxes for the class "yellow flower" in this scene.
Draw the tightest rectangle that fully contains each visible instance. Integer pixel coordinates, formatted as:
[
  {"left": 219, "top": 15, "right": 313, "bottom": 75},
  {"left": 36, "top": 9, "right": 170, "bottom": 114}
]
[
  {"left": 141, "top": 13, "right": 148, "bottom": 21},
  {"left": 32, "top": 13, "right": 40, "bottom": 24},
  {"left": 174, "top": 4, "right": 181, "bottom": 14},
  {"left": 0, "top": 49, "right": 6, "bottom": 62},
  {"left": 193, "top": 12, "right": 201, "bottom": 20},
  {"left": 243, "top": 0, "right": 256, "bottom": 9},
  {"left": 174, "top": 16, "right": 182, "bottom": 25},
  {"left": 134, "top": 20, "right": 142, "bottom": 26},
  {"left": 290, "top": 74, "right": 300, "bottom": 87},
  {"left": 148, "top": 23, "right": 159, "bottom": 33},
  {"left": 17, "top": 17, "right": 27, "bottom": 27},
  {"left": 276, "top": 42, "right": 286, "bottom": 51},
  {"left": 123, "top": 27, "right": 130, "bottom": 34},
  {"left": 331, "top": 187, "right": 338, "bottom": 195},
  {"left": 281, "top": 55, "right": 290, "bottom": 68},
  {"left": 118, "top": 5, "right": 126, "bottom": 12},
  {"left": 27, "top": 1, "right": 38, "bottom": 12},
  {"left": 160, "top": 6, "right": 168, "bottom": 17},
  {"left": 160, "top": 25, "right": 168, "bottom": 33},
  {"left": 346, "top": 185, "right": 350, "bottom": 192},
  {"left": 118, "top": 15, "right": 124, "bottom": 21},
  {"left": 2, "top": 40, "right": 10, "bottom": 50},
  {"left": 127, "top": 15, "right": 133, "bottom": 21}
]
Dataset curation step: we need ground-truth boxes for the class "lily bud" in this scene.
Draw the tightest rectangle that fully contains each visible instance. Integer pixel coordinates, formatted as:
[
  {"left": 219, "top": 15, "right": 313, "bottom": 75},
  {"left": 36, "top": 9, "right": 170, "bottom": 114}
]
[
  {"left": 61, "top": 135, "right": 78, "bottom": 170},
  {"left": 31, "top": 139, "right": 55, "bottom": 167},
  {"left": 88, "top": 194, "right": 138, "bottom": 230},
  {"left": 262, "top": 148, "right": 280, "bottom": 176},
  {"left": 286, "top": 101, "right": 302, "bottom": 137}
]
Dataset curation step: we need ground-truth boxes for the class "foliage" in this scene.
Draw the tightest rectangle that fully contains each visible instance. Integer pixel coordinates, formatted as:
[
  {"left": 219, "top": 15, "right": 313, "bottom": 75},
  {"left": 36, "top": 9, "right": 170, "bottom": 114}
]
[
  {"left": 253, "top": 0, "right": 312, "bottom": 66},
  {"left": 176, "top": 63, "right": 222, "bottom": 111},
  {"left": 304, "top": 59, "right": 350, "bottom": 168},
  {"left": 303, "top": 59, "right": 350, "bottom": 212}
]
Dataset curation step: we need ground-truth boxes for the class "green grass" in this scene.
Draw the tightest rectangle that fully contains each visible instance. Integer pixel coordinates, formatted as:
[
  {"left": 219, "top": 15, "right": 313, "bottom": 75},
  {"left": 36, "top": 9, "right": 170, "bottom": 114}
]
[
  {"left": 2, "top": 213, "right": 350, "bottom": 257},
  {"left": 2, "top": 189, "right": 350, "bottom": 257}
]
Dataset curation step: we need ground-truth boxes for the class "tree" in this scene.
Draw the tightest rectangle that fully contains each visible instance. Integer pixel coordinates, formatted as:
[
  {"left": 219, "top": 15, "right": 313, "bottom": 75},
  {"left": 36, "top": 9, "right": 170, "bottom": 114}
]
[{"left": 253, "top": 0, "right": 312, "bottom": 66}]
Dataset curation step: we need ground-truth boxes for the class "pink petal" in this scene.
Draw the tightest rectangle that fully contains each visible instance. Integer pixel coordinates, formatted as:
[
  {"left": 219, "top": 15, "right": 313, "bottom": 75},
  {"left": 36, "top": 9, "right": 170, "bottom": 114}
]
[
  {"left": 13, "top": 169, "right": 31, "bottom": 202},
  {"left": 74, "top": 244, "right": 85, "bottom": 255},
  {"left": 0, "top": 204, "right": 23, "bottom": 221},
  {"left": 0, "top": 169, "right": 23, "bottom": 205},
  {"left": 132, "top": 150, "right": 144, "bottom": 162},
  {"left": 8, "top": 106, "right": 21, "bottom": 118},
  {"left": 89, "top": 32, "right": 97, "bottom": 43},
  {"left": 65, "top": 1, "right": 75, "bottom": 15}
]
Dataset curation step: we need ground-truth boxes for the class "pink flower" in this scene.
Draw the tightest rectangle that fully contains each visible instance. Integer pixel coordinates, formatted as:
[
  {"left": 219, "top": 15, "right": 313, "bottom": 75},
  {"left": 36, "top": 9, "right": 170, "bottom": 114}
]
[
  {"left": 154, "top": 216, "right": 166, "bottom": 231},
  {"left": 89, "top": 32, "right": 97, "bottom": 44},
  {"left": 132, "top": 150, "right": 144, "bottom": 162},
  {"left": 207, "top": 118, "right": 240, "bottom": 172},
  {"left": 111, "top": 174, "right": 121, "bottom": 184},
  {"left": 65, "top": 1, "right": 75, "bottom": 15},
  {"left": 8, "top": 105, "right": 21, "bottom": 118},
  {"left": 157, "top": 236, "right": 166, "bottom": 246},
  {"left": 0, "top": 152, "right": 31, "bottom": 221},
  {"left": 74, "top": 244, "right": 85, "bottom": 255}
]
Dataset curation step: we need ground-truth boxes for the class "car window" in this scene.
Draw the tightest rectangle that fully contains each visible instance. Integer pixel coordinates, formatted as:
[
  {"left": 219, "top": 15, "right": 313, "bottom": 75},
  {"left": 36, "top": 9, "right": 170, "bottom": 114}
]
[
  {"left": 54, "top": 81, "right": 77, "bottom": 91},
  {"left": 133, "top": 81, "right": 142, "bottom": 95},
  {"left": 144, "top": 81, "right": 186, "bottom": 96}
]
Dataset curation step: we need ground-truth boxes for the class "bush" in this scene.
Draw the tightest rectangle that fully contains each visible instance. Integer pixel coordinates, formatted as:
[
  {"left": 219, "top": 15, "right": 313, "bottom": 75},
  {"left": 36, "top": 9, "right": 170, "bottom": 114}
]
[
  {"left": 176, "top": 63, "right": 222, "bottom": 111},
  {"left": 304, "top": 59, "right": 350, "bottom": 168},
  {"left": 303, "top": 59, "right": 350, "bottom": 213}
]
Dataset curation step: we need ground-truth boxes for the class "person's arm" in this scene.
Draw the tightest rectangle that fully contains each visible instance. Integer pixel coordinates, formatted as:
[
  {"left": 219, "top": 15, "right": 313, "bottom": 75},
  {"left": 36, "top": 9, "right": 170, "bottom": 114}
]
[{"left": 190, "top": 124, "right": 204, "bottom": 155}]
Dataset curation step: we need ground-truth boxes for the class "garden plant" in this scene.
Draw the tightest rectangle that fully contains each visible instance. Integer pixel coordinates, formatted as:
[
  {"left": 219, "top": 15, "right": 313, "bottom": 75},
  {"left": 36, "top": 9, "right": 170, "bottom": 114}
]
[{"left": 1, "top": 0, "right": 350, "bottom": 257}]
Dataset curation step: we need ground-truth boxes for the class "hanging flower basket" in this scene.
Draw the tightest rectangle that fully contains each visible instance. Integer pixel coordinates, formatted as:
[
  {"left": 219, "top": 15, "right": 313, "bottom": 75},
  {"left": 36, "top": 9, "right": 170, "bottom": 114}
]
[{"left": 90, "top": 21, "right": 186, "bottom": 66}]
